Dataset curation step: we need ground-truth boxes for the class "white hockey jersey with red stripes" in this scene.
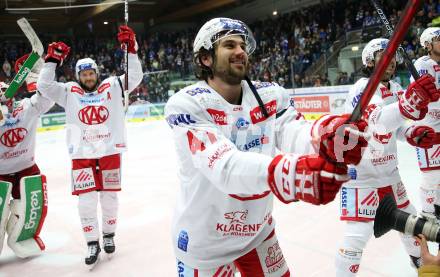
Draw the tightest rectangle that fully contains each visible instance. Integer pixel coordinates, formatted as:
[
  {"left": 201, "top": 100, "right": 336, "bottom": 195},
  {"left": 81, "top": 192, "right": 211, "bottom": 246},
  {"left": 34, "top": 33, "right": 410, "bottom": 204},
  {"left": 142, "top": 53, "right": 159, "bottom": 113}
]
[
  {"left": 0, "top": 93, "right": 53, "bottom": 174},
  {"left": 37, "top": 54, "right": 142, "bottom": 159},
  {"left": 344, "top": 78, "right": 408, "bottom": 188},
  {"left": 165, "top": 80, "right": 314, "bottom": 269},
  {"left": 412, "top": 56, "right": 440, "bottom": 171}
]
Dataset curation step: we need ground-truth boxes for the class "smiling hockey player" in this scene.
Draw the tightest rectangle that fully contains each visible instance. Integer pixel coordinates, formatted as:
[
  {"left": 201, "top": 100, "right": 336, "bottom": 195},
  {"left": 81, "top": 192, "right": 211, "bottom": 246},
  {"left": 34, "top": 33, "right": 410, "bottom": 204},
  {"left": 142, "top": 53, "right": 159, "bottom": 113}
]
[
  {"left": 165, "top": 17, "right": 373, "bottom": 276},
  {"left": 37, "top": 25, "right": 142, "bottom": 268}
]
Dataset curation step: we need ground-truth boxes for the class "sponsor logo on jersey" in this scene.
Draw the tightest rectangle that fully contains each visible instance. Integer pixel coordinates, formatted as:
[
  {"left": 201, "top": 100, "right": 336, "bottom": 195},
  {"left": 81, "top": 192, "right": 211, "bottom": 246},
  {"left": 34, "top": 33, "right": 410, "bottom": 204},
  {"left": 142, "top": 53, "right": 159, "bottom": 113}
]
[
  {"left": 341, "top": 187, "right": 348, "bottom": 216},
  {"left": 78, "top": 105, "right": 109, "bottom": 125},
  {"left": 216, "top": 210, "right": 272, "bottom": 237},
  {"left": 430, "top": 146, "right": 440, "bottom": 159},
  {"left": 371, "top": 154, "right": 396, "bottom": 166},
  {"left": 358, "top": 191, "right": 378, "bottom": 217},
  {"left": 0, "top": 128, "right": 28, "bottom": 147},
  {"left": 428, "top": 110, "right": 440, "bottom": 119},
  {"left": 208, "top": 143, "right": 233, "bottom": 168},
  {"left": 177, "top": 230, "right": 189, "bottom": 252},
  {"left": 1, "top": 149, "right": 28, "bottom": 160},
  {"left": 72, "top": 168, "right": 96, "bottom": 191},
  {"left": 235, "top": 117, "right": 249, "bottom": 130},
  {"left": 250, "top": 100, "right": 277, "bottom": 124},
  {"left": 380, "top": 87, "right": 393, "bottom": 99},
  {"left": 177, "top": 261, "right": 185, "bottom": 276},
  {"left": 71, "top": 86, "right": 84, "bottom": 95},
  {"left": 79, "top": 95, "right": 106, "bottom": 105},
  {"left": 97, "top": 83, "right": 111, "bottom": 94},
  {"left": 351, "top": 93, "right": 363, "bottom": 108},
  {"left": 185, "top": 87, "right": 211, "bottom": 96},
  {"left": 265, "top": 241, "right": 286, "bottom": 273},
  {"left": 292, "top": 96, "right": 330, "bottom": 113},
  {"left": 207, "top": 109, "right": 228, "bottom": 125},
  {"left": 237, "top": 135, "right": 269, "bottom": 151},
  {"left": 83, "top": 129, "right": 111, "bottom": 142},
  {"left": 166, "top": 114, "right": 196, "bottom": 127}
]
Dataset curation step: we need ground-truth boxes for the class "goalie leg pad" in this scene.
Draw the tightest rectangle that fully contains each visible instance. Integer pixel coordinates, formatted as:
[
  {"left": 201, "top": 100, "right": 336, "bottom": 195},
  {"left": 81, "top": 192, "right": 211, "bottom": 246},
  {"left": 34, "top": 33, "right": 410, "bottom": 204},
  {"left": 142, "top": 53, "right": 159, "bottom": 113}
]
[
  {"left": 0, "top": 181, "right": 12, "bottom": 256},
  {"left": 7, "top": 175, "right": 47, "bottom": 258}
]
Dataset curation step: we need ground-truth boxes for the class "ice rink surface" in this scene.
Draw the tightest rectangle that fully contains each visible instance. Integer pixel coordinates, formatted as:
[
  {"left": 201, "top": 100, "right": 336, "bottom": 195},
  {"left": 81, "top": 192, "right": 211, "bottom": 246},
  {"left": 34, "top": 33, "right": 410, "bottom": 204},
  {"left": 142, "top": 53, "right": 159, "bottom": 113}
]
[{"left": 0, "top": 119, "right": 436, "bottom": 277}]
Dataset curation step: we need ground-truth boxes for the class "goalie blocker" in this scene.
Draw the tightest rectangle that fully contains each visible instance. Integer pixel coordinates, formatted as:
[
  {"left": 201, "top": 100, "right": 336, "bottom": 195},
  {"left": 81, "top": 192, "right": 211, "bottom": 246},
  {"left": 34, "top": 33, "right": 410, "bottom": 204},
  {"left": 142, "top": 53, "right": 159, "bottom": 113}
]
[{"left": 0, "top": 175, "right": 47, "bottom": 258}]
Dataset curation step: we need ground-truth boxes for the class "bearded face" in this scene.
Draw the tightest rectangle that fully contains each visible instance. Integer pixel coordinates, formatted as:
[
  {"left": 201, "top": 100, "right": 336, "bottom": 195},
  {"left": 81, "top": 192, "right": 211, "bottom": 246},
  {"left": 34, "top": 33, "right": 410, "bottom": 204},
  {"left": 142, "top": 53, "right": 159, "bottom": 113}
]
[
  {"left": 208, "top": 35, "right": 250, "bottom": 85},
  {"left": 79, "top": 69, "right": 99, "bottom": 92}
]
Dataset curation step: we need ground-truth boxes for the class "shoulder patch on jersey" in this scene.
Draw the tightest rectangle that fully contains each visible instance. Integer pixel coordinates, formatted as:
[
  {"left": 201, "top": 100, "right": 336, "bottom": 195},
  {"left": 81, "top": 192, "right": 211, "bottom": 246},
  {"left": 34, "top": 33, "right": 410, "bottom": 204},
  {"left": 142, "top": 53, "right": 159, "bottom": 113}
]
[
  {"left": 71, "top": 85, "right": 84, "bottom": 95},
  {"left": 166, "top": 114, "right": 197, "bottom": 127},
  {"left": 97, "top": 83, "right": 111, "bottom": 94}
]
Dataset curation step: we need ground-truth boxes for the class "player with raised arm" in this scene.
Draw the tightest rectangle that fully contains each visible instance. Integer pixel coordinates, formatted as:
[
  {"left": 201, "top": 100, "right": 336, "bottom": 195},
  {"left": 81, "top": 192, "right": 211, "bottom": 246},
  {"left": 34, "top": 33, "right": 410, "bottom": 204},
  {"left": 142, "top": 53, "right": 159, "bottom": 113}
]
[
  {"left": 166, "top": 17, "right": 373, "bottom": 276},
  {"left": 411, "top": 27, "right": 440, "bottom": 223},
  {"left": 0, "top": 54, "right": 53, "bottom": 259},
  {"left": 37, "top": 25, "right": 142, "bottom": 268},
  {"left": 335, "top": 38, "right": 440, "bottom": 276}
]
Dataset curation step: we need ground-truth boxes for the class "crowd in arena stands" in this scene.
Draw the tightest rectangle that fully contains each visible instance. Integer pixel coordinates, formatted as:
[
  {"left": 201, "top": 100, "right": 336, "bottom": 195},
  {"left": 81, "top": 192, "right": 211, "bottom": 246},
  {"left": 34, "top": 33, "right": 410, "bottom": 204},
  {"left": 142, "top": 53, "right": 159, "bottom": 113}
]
[{"left": 0, "top": 0, "right": 439, "bottom": 109}]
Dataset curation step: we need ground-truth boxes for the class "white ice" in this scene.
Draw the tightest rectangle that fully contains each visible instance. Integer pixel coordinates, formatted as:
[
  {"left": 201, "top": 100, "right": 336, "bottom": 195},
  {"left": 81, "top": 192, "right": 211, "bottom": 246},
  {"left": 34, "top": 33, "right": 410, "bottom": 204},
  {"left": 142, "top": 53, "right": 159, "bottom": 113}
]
[{"left": 0, "top": 119, "right": 436, "bottom": 276}]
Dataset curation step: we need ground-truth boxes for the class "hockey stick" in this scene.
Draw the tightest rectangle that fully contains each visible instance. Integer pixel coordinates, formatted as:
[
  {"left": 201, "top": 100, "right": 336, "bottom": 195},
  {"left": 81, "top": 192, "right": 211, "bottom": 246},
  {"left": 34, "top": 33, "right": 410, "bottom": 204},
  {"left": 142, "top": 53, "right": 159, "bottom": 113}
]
[
  {"left": 349, "top": 0, "right": 422, "bottom": 122},
  {"left": 123, "top": 0, "right": 130, "bottom": 112},
  {"left": 4, "top": 18, "right": 43, "bottom": 99},
  {"left": 369, "top": 0, "right": 420, "bottom": 80}
]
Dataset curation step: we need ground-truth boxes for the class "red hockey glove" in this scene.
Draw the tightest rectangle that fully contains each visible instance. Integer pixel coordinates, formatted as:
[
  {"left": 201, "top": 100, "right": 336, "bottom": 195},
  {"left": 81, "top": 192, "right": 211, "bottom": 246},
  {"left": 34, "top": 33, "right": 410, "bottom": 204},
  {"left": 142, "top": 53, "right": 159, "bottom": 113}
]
[
  {"left": 399, "top": 75, "right": 439, "bottom": 120},
  {"left": 311, "top": 114, "right": 368, "bottom": 165},
  {"left": 268, "top": 154, "right": 349, "bottom": 205},
  {"left": 44, "top": 42, "right": 70, "bottom": 65},
  {"left": 405, "top": 125, "right": 437, "bottom": 148},
  {"left": 117, "top": 25, "right": 137, "bottom": 54}
]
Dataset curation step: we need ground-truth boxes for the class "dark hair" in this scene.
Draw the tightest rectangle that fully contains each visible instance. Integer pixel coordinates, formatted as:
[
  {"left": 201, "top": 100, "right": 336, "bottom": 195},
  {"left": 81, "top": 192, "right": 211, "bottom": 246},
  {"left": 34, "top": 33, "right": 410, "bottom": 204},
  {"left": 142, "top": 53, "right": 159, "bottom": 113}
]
[
  {"left": 193, "top": 48, "right": 215, "bottom": 81},
  {"left": 361, "top": 65, "right": 374, "bottom": 77}
]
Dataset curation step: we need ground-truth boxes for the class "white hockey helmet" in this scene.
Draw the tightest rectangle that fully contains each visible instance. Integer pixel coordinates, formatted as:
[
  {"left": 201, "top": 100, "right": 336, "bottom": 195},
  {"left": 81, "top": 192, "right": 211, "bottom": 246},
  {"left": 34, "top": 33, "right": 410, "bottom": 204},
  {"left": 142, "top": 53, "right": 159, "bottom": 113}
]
[
  {"left": 75, "top": 58, "right": 99, "bottom": 80},
  {"left": 193, "top": 17, "right": 256, "bottom": 55},
  {"left": 362, "top": 38, "right": 394, "bottom": 66},
  {"left": 420, "top": 27, "right": 440, "bottom": 48}
]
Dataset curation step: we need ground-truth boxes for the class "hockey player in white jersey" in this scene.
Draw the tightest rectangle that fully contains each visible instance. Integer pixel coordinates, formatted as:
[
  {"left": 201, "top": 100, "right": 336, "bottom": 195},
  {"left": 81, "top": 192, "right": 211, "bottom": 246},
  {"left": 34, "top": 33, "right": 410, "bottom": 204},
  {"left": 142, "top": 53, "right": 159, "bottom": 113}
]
[
  {"left": 0, "top": 54, "right": 54, "bottom": 259},
  {"left": 335, "top": 38, "right": 440, "bottom": 276},
  {"left": 37, "top": 25, "right": 142, "bottom": 268},
  {"left": 166, "top": 17, "right": 374, "bottom": 277},
  {"left": 411, "top": 27, "right": 440, "bottom": 222}
]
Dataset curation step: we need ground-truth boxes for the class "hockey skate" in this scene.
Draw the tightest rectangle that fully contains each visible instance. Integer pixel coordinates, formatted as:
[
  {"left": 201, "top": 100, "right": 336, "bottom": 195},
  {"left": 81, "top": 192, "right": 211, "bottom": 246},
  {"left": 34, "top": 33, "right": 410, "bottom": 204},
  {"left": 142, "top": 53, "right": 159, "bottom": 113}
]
[
  {"left": 85, "top": 241, "right": 101, "bottom": 270},
  {"left": 103, "top": 233, "right": 115, "bottom": 259}
]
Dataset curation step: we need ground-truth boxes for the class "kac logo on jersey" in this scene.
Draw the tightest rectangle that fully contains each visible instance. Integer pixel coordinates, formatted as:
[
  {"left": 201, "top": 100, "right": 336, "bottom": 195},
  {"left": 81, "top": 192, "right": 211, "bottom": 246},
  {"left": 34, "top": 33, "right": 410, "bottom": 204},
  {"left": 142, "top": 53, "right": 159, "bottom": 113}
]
[
  {"left": 78, "top": 106, "right": 109, "bottom": 125},
  {"left": 0, "top": 128, "right": 28, "bottom": 147},
  {"left": 235, "top": 117, "right": 249, "bottom": 130}
]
